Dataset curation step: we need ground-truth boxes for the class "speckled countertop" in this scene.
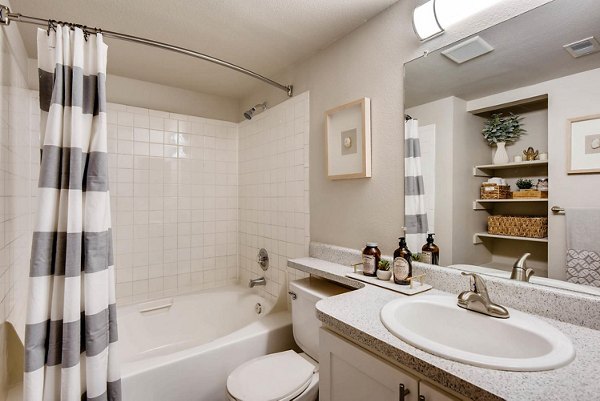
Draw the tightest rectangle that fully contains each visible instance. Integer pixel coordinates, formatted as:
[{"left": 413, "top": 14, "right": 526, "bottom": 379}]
[{"left": 288, "top": 257, "right": 600, "bottom": 401}]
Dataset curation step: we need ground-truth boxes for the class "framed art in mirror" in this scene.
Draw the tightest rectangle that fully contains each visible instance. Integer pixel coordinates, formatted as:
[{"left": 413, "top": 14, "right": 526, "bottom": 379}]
[
  {"left": 325, "top": 98, "right": 371, "bottom": 180},
  {"left": 568, "top": 114, "right": 600, "bottom": 174}
]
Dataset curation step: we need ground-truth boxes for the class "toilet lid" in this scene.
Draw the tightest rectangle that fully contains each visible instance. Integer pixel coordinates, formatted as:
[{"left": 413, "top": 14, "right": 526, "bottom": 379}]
[{"left": 227, "top": 350, "right": 315, "bottom": 401}]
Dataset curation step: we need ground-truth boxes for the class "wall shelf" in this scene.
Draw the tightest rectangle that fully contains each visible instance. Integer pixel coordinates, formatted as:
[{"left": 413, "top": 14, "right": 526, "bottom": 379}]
[
  {"left": 473, "top": 198, "right": 548, "bottom": 210},
  {"left": 473, "top": 232, "right": 548, "bottom": 244},
  {"left": 473, "top": 160, "right": 548, "bottom": 176}
]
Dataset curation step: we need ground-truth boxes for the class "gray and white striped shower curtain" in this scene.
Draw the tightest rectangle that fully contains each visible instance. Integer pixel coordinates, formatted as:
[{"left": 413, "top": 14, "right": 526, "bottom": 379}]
[
  {"left": 24, "top": 26, "right": 121, "bottom": 401},
  {"left": 404, "top": 119, "right": 429, "bottom": 252}
]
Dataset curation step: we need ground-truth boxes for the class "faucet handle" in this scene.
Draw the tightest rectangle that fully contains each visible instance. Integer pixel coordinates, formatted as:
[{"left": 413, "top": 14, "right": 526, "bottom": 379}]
[
  {"left": 461, "top": 272, "right": 490, "bottom": 299},
  {"left": 461, "top": 271, "right": 477, "bottom": 291}
]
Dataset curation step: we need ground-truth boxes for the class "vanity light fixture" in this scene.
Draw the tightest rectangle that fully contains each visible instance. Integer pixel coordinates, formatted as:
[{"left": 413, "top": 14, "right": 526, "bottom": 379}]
[{"left": 413, "top": 0, "right": 504, "bottom": 41}]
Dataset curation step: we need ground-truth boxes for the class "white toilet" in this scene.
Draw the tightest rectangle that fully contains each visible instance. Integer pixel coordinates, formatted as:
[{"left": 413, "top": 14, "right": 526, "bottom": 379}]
[{"left": 226, "top": 277, "right": 350, "bottom": 401}]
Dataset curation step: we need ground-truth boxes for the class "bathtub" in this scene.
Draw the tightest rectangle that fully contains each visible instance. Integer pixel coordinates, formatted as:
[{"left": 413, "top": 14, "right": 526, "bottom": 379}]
[{"left": 118, "top": 285, "right": 295, "bottom": 401}]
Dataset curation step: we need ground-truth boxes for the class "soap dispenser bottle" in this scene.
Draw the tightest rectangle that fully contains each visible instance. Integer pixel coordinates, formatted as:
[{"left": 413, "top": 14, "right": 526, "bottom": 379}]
[
  {"left": 393, "top": 230, "right": 412, "bottom": 285},
  {"left": 421, "top": 233, "right": 440, "bottom": 265}
]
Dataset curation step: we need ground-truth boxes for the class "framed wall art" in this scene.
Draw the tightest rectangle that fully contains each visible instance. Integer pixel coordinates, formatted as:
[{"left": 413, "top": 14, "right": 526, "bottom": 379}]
[
  {"left": 568, "top": 114, "right": 600, "bottom": 174},
  {"left": 325, "top": 98, "right": 371, "bottom": 180}
]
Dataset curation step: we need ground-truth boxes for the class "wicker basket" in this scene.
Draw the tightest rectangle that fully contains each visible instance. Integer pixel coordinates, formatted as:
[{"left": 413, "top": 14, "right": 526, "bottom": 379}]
[
  {"left": 487, "top": 215, "right": 548, "bottom": 238},
  {"left": 480, "top": 183, "right": 511, "bottom": 199},
  {"left": 512, "top": 190, "right": 548, "bottom": 199}
]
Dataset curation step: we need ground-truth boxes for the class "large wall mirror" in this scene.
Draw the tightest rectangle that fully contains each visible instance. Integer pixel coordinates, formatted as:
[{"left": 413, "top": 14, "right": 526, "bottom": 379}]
[{"left": 404, "top": 0, "right": 600, "bottom": 296}]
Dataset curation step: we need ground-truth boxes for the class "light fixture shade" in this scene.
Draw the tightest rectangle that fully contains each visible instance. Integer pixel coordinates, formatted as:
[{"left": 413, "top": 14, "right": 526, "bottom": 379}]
[
  {"left": 413, "top": 0, "right": 504, "bottom": 42},
  {"left": 413, "top": 0, "right": 443, "bottom": 41}
]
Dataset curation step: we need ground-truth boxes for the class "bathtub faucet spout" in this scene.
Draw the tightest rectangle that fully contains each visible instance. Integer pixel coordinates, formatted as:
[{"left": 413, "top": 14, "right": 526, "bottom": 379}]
[{"left": 249, "top": 277, "right": 266, "bottom": 288}]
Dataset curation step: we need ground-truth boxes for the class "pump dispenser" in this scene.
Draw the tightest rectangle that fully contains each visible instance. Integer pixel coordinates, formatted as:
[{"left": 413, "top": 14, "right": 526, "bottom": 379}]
[
  {"left": 421, "top": 233, "right": 440, "bottom": 265},
  {"left": 393, "top": 227, "right": 413, "bottom": 285}
]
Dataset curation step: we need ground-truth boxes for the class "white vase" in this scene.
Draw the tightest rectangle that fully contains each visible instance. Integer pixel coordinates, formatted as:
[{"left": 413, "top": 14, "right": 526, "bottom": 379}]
[{"left": 493, "top": 142, "right": 509, "bottom": 165}]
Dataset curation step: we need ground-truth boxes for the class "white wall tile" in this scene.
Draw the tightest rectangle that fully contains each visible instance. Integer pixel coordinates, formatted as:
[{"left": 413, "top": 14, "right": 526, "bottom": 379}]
[
  {"left": 238, "top": 93, "right": 310, "bottom": 306},
  {"left": 109, "top": 102, "right": 240, "bottom": 302}
]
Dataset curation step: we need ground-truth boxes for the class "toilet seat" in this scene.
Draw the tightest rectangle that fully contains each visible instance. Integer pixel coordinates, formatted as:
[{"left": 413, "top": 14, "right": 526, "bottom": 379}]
[{"left": 227, "top": 350, "right": 315, "bottom": 401}]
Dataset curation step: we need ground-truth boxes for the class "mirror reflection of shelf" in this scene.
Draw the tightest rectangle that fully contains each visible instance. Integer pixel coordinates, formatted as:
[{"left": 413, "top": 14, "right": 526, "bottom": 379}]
[
  {"left": 473, "top": 232, "right": 548, "bottom": 244},
  {"left": 473, "top": 199, "right": 548, "bottom": 210},
  {"left": 473, "top": 160, "right": 548, "bottom": 177}
]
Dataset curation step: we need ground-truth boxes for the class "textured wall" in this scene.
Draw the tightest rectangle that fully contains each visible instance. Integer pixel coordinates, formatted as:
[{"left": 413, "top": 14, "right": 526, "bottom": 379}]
[
  {"left": 27, "top": 60, "right": 242, "bottom": 123},
  {"left": 239, "top": 0, "right": 554, "bottom": 256}
]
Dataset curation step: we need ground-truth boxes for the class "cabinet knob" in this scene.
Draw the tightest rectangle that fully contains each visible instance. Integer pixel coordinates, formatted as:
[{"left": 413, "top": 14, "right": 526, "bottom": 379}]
[
  {"left": 399, "top": 384, "right": 410, "bottom": 401},
  {"left": 419, "top": 396, "right": 426, "bottom": 401}
]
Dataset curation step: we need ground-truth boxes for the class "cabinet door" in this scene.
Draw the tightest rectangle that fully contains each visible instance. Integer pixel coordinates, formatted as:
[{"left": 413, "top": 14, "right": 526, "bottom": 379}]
[
  {"left": 320, "top": 328, "right": 419, "bottom": 401},
  {"left": 419, "top": 382, "right": 460, "bottom": 401}
]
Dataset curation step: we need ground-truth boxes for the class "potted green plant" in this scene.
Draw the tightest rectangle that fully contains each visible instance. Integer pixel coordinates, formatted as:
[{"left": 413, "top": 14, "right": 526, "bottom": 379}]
[
  {"left": 516, "top": 178, "right": 533, "bottom": 190},
  {"left": 482, "top": 113, "right": 526, "bottom": 165},
  {"left": 376, "top": 260, "right": 392, "bottom": 281}
]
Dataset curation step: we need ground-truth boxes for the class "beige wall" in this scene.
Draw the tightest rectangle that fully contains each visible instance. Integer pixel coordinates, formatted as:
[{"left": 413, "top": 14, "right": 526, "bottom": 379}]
[
  {"left": 240, "top": 0, "right": 554, "bottom": 255},
  {"left": 546, "top": 68, "right": 600, "bottom": 279},
  {"left": 407, "top": 97, "right": 490, "bottom": 266},
  {"left": 27, "top": 59, "right": 241, "bottom": 123},
  {"left": 450, "top": 97, "right": 491, "bottom": 265}
]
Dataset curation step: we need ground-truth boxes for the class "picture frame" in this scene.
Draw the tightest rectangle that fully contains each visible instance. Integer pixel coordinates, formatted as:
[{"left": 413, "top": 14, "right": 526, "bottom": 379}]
[
  {"left": 325, "top": 98, "right": 371, "bottom": 180},
  {"left": 567, "top": 114, "right": 600, "bottom": 174}
]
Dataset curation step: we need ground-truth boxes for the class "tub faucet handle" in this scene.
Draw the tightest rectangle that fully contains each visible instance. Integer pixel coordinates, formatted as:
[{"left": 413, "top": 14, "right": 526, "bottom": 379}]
[{"left": 257, "top": 248, "right": 269, "bottom": 271}]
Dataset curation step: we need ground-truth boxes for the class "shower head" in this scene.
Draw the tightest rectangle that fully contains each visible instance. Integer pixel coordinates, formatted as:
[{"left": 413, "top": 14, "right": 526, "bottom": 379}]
[{"left": 243, "top": 102, "right": 267, "bottom": 120}]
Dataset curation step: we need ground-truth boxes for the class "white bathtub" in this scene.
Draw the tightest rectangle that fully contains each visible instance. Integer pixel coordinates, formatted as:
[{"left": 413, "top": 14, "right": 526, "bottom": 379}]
[{"left": 118, "top": 285, "right": 295, "bottom": 401}]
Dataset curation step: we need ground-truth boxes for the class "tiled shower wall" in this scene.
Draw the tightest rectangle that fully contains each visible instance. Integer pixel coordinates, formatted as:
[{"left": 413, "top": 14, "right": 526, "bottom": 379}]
[
  {"left": 0, "top": 31, "right": 38, "bottom": 344},
  {"left": 106, "top": 104, "right": 239, "bottom": 304},
  {"left": 12, "top": 89, "right": 309, "bottom": 310},
  {"left": 238, "top": 92, "right": 310, "bottom": 305}
]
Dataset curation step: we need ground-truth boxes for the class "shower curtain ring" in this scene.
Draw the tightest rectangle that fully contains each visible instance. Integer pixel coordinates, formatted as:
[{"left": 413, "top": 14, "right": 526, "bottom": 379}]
[{"left": 47, "top": 19, "right": 56, "bottom": 35}]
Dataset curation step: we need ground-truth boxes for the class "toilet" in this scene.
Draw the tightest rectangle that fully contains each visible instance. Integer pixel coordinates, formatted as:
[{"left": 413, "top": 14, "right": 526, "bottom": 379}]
[{"left": 226, "top": 277, "right": 350, "bottom": 401}]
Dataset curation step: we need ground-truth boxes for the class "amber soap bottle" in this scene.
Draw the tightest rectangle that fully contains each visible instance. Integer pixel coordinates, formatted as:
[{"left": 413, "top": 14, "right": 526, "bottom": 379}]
[
  {"left": 393, "top": 237, "right": 412, "bottom": 285},
  {"left": 362, "top": 243, "right": 381, "bottom": 277},
  {"left": 421, "top": 233, "right": 440, "bottom": 265}
]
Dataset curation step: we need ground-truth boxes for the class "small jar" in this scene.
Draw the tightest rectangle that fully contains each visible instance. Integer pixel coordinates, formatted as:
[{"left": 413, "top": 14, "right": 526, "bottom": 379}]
[{"left": 362, "top": 243, "right": 381, "bottom": 277}]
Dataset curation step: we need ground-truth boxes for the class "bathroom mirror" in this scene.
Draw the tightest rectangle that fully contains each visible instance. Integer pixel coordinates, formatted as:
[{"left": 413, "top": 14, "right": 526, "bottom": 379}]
[{"left": 403, "top": 0, "right": 600, "bottom": 296}]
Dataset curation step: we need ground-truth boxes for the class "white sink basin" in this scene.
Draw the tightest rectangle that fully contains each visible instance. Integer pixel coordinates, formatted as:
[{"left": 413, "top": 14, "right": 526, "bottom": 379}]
[{"left": 380, "top": 295, "right": 575, "bottom": 371}]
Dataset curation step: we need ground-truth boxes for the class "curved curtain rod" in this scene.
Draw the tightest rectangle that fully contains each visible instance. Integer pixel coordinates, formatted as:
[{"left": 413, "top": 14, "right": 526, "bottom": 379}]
[{"left": 0, "top": 4, "right": 294, "bottom": 97}]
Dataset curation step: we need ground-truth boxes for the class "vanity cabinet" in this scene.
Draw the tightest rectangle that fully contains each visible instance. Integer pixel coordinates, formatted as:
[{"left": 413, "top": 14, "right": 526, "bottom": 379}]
[{"left": 319, "top": 328, "right": 462, "bottom": 401}]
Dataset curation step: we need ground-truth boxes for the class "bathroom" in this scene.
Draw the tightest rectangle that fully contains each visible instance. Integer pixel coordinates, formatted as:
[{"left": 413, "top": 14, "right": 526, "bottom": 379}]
[{"left": 0, "top": 0, "right": 599, "bottom": 400}]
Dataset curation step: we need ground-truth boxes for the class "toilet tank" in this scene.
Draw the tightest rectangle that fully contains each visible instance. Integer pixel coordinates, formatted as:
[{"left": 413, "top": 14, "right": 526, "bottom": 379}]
[{"left": 290, "top": 277, "right": 351, "bottom": 361}]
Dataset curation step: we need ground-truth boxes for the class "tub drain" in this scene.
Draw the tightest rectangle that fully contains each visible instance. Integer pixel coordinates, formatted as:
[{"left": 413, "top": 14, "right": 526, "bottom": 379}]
[{"left": 255, "top": 303, "right": 263, "bottom": 314}]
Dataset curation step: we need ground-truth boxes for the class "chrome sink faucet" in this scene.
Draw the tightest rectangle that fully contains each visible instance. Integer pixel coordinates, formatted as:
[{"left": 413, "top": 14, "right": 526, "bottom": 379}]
[
  {"left": 249, "top": 277, "right": 266, "bottom": 288},
  {"left": 457, "top": 272, "right": 509, "bottom": 319},
  {"left": 511, "top": 253, "right": 535, "bottom": 282}
]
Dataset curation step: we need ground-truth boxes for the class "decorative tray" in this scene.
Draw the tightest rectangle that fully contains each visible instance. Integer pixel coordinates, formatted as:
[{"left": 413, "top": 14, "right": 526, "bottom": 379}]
[{"left": 346, "top": 272, "right": 432, "bottom": 295}]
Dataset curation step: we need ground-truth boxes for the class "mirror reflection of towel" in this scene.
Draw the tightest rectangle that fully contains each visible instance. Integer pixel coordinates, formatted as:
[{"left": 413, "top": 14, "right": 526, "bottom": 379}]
[{"left": 566, "top": 208, "right": 600, "bottom": 287}]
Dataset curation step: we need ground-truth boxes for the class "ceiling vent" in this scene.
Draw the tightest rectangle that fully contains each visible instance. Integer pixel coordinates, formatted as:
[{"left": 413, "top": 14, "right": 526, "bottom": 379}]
[
  {"left": 563, "top": 36, "right": 600, "bottom": 58},
  {"left": 441, "top": 36, "right": 494, "bottom": 64}
]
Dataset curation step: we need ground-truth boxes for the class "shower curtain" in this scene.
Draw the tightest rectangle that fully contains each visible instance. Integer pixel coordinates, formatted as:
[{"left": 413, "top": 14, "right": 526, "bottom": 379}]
[
  {"left": 24, "top": 26, "right": 121, "bottom": 401},
  {"left": 404, "top": 119, "right": 429, "bottom": 253}
]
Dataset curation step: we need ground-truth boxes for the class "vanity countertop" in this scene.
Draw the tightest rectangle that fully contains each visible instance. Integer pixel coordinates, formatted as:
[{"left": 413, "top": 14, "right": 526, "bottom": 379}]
[{"left": 288, "top": 257, "right": 600, "bottom": 401}]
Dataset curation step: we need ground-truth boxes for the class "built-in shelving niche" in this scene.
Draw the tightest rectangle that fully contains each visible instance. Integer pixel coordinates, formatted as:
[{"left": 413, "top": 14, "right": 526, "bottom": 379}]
[{"left": 469, "top": 94, "right": 549, "bottom": 276}]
